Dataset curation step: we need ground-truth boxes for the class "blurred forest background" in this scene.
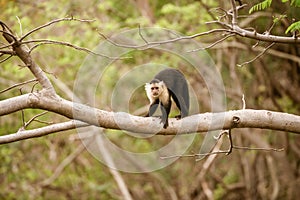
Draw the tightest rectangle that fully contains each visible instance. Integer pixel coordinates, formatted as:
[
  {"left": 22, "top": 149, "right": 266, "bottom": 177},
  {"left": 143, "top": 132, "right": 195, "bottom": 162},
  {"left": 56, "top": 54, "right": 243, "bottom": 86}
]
[{"left": 0, "top": 0, "right": 300, "bottom": 199}]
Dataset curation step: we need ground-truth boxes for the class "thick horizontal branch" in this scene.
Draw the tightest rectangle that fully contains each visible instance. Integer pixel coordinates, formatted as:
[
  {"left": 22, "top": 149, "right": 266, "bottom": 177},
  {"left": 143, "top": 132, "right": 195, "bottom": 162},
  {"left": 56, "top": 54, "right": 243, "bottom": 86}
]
[{"left": 0, "top": 91, "right": 299, "bottom": 145}]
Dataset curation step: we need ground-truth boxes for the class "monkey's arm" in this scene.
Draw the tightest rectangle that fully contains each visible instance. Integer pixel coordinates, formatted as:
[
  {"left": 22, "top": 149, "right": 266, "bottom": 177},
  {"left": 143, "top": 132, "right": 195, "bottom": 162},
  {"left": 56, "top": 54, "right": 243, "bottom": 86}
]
[{"left": 145, "top": 99, "right": 160, "bottom": 117}]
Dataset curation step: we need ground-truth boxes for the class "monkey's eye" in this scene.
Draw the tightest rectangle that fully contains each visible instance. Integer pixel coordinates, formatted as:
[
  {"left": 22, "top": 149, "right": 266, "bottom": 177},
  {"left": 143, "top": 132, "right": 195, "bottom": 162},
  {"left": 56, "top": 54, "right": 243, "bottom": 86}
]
[{"left": 151, "top": 87, "right": 159, "bottom": 90}]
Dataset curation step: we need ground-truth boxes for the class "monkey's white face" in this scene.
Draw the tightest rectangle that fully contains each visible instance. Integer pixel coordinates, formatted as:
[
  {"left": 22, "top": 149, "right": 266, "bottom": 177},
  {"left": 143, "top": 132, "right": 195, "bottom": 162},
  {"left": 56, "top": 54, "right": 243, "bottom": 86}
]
[
  {"left": 145, "top": 81, "right": 166, "bottom": 103},
  {"left": 150, "top": 83, "right": 163, "bottom": 97}
]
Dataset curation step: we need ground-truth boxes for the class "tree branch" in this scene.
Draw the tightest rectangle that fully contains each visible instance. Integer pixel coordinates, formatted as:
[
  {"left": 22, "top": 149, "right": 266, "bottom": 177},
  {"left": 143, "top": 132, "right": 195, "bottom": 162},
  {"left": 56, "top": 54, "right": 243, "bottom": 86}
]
[
  {"left": 0, "top": 120, "right": 88, "bottom": 144},
  {"left": 0, "top": 90, "right": 299, "bottom": 144},
  {"left": 19, "top": 17, "right": 94, "bottom": 41}
]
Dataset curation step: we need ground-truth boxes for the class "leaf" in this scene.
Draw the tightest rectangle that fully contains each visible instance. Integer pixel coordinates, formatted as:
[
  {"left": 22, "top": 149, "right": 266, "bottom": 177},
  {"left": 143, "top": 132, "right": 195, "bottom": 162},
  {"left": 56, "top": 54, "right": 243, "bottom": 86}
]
[
  {"left": 249, "top": 0, "right": 272, "bottom": 14},
  {"left": 273, "top": 14, "right": 287, "bottom": 23},
  {"left": 285, "top": 21, "right": 300, "bottom": 34},
  {"left": 291, "top": 0, "right": 300, "bottom": 7}
]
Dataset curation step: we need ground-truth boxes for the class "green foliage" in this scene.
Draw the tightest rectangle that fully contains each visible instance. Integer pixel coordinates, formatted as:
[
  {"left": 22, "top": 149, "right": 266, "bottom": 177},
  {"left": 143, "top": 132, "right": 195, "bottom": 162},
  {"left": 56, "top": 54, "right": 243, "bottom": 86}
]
[
  {"left": 249, "top": 0, "right": 300, "bottom": 34},
  {"left": 285, "top": 21, "right": 300, "bottom": 33},
  {"left": 291, "top": 0, "right": 300, "bottom": 6},
  {"left": 273, "top": 14, "right": 287, "bottom": 24},
  {"left": 249, "top": 0, "right": 272, "bottom": 14},
  {"left": 249, "top": 0, "right": 300, "bottom": 14}
]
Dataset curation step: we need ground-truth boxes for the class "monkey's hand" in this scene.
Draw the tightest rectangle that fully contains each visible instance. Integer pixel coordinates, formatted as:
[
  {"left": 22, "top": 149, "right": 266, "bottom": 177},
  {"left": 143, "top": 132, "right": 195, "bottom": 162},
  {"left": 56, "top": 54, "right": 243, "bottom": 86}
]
[{"left": 175, "top": 115, "right": 182, "bottom": 120}]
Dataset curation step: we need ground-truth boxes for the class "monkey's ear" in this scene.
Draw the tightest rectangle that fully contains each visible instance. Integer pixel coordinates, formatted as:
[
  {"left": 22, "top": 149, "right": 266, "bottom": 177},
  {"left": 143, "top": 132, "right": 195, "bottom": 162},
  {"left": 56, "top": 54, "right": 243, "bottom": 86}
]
[
  {"left": 159, "top": 81, "right": 165, "bottom": 88},
  {"left": 145, "top": 83, "right": 151, "bottom": 91}
]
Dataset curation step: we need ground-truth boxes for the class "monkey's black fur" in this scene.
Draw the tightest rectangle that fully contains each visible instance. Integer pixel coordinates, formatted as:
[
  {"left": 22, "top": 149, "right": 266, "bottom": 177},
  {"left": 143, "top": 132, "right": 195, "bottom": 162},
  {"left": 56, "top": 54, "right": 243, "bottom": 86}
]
[{"left": 145, "top": 68, "right": 189, "bottom": 128}]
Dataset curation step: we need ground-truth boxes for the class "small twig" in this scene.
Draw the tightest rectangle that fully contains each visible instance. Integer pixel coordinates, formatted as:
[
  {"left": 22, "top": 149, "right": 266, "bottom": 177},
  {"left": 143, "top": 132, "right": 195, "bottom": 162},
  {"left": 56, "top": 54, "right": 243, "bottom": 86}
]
[
  {"left": 161, "top": 128, "right": 283, "bottom": 160},
  {"left": 98, "top": 29, "right": 230, "bottom": 50},
  {"left": 0, "top": 54, "right": 13, "bottom": 63},
  {"left": 214, "top": 129, "right": 233, "bottom": 155},
  {"left": 20, "top": 17, "right": 95, "bottom": 41},
  {"left": 16, "top": 16, "right": 22, "bottom": 37},
  {"left": 0, "top": 27, "right": 17, "bottom": 44},
  {"left": 267, "top": 14, "right": 286, "bottom": 35},
  {"left": 0, "top": 79, "right": 38, "bottom": 94},
  {"left": 242, "top": 94, "right": 246, "bottom": 109},
  {"left": 0, "top": 42, "right": 15, "bottom": 50},
  {"left": 232, "top": 145, "right": 284, "bottom": 152},
  {"left": 21, "top": 111, "right": 49, "bottom": 129},
  {"left": 161, "top": 144, "right": 284, "bottom": 160},
  {"left": 25, "top": 39, "right": 127, "bottom": 60},
  {"left": 30, "top": 82, "right": 39, "bottom": 93},
  {"left": 32, "top": 118, "right": 53, "bottom": 125},
  {"left": 41, "top": 67, "right": 57, "bottom": 79},
  {"left": 138, "top": 24, "right": 148, "bottom": 44},
  {"left": 160, "top": 150, "right": 229, "bottom": 160},
  {"left": 188, "top": 33, "right": 235, "bottom": 52},
  {"left": 238, "top": 42, "right": 275, "bottom": 67},
  {"left": 19, "top": 88, "right": 25, "bottom": 128},
  {"left": 226, "top": 129, "right": 233, "bottom": 155}
]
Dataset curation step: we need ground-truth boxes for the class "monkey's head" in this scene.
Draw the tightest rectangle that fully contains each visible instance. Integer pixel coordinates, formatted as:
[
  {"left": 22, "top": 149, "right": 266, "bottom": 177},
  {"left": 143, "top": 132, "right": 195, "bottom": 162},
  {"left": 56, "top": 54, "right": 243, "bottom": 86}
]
[{"left": 145, "top": 79, "right": 166, "bottom": 99}]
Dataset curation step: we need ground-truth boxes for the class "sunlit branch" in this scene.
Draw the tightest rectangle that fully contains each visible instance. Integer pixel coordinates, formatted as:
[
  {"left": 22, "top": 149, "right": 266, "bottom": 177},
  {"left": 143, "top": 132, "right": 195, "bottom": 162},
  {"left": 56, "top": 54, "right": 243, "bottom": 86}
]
[{"left": 0, "top": 120, "right": 89, "bottom": 144}]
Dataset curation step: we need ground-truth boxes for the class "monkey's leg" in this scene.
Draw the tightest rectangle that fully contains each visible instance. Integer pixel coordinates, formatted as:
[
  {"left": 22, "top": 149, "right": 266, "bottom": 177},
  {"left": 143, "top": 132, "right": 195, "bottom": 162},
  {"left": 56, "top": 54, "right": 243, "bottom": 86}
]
[
  {"left": 173, "top": 96, "right": 189, "bottom": 119},
  {"left": 160, "top": 102, "right": 171, "bottom": 128},
  {"left": 146, "top": 103, "right": 159, "bottom": 117}
]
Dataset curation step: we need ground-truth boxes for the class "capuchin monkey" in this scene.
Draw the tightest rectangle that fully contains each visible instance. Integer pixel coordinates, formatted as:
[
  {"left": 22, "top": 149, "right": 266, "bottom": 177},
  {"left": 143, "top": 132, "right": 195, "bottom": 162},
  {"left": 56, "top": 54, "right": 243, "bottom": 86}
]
[{"left": 145, "top": 68, "right": 190, "bottom": 128}]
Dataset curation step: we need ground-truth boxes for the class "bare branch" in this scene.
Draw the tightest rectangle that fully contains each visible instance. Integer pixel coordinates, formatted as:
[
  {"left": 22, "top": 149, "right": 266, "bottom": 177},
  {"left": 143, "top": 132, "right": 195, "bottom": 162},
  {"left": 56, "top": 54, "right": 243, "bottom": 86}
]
[
  {"left": 20, "top": 17, "right": 94, "bottom": 41},
  {"left": 0, "top": 92, "right": 299, "bottom": 144},
  {"left": 242, "top": 94, "right": 246, "bottom": 110},
  {"left": 0, "top": 23, "right": 17, "bottom": 43},
  {"left": 0, "top": 54, "right": 13, "bottom": 63},
  {"left": 0, "top": 120, "right": 88, "bottom": 144},
  {"left": 0, "top": 42, "right": 15, "bottom": 50},
  {"left": 232, "top": 145, "right": 284, "bottom": 152},
  {"left": 161, "top": 131, "right": 283, "bottom": 160},
  {"left": 24, "top": 39, "right": 127, "bottom": 59},
  {"left": 138, "top": 24, "right": 149, "bottom": 44},
  {"left": 98, "top": 29, "right": 230, "bottom": 50},
  {"left": 0, "top": 79, "right": 38, "bottom": 94},
  {"left": 188, "top": 33, "right": 236, "bottom": 52},
  {"left": 230, "top": 0, "right": 238, "bottom": 25},
  {"left": 237, "top": 42, "right": 275, "bottom": 67},
  {"left": 213, "top": 41, "right": 300, "bottom": 65},
  {"left": 21, "top": 111, "right": 49, "bottom": 130}
]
